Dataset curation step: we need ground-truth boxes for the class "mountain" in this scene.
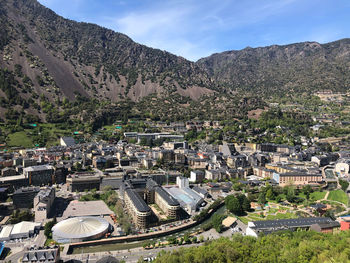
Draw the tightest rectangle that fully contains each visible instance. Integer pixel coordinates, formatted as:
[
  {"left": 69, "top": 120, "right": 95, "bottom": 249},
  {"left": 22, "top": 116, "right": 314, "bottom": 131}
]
[
  {"left": 197, "top": 39, "right": 350, "bottom": 96},
  {"left": 0, "top": 0, "right": 349, "bottom": 125}
]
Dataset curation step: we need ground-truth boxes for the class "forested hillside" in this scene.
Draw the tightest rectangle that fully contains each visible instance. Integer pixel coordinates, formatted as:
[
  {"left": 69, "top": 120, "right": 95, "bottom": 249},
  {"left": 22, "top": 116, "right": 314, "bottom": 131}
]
[{"left": 154, "top": 231, "right": 350, "bottom": 263}]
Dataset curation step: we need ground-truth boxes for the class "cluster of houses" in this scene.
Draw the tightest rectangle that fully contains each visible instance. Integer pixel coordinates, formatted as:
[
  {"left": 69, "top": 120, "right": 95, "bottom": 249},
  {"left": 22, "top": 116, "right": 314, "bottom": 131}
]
[
  {"left": 1, "top": 130, "right": 350, "bottom": 240},
  {"left": 2, "top": 134, "right": 350, "bottom": 200}
]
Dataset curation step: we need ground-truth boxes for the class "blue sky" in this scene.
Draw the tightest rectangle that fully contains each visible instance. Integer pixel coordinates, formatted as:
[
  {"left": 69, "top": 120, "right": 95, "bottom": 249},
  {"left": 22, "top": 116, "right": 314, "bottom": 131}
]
[{"left": 38, "top": 0, "right": 350, "bottom": 61}]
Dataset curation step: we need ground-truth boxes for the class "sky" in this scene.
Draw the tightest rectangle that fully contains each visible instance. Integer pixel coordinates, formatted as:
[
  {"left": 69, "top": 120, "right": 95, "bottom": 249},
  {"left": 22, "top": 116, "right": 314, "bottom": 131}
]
[{"left": 38, "top": 0, "right": 350, "bottom": 61}]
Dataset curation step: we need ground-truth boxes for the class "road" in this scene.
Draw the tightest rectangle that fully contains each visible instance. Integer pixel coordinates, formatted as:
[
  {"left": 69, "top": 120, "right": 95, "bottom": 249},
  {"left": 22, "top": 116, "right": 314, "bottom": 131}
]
[
  {"left": 61, "top": 243, "right": 203, "bottom": 263},
  {"left": 60, "top": 220, "right": 247, "bottom": 263},
  {"left": 4, "top": 230, "right": 47, "bottom": 263}
]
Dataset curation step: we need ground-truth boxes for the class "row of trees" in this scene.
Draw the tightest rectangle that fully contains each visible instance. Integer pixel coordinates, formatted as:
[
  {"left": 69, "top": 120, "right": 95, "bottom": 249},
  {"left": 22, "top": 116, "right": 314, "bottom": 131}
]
[{"left": 153, "top": 230, "right": 350, "bottom": 263}]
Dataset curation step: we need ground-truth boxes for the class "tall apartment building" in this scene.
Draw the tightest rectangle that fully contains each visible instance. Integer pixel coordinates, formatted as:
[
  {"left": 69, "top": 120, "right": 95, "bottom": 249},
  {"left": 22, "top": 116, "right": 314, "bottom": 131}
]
[
  {"left": 121, "top": 178, "right": 181, "bottom": 229},
  {"left": 154, "top": 187, "right": 180, "bottom": 218},
  {"left": 23, "top": 165, "right": 54, "bottom": 186},
  {"left": 66, "top": 173, "right": 101, "bottom": 192},
  {"left": 34, "top": 187, "right": 56, "bottom": 222},
  {"left": 124, "top": 188, "right": 151, "bottom": 229},
  {"left": 13, "top": 187, "right": 40, "bottom": 209}
]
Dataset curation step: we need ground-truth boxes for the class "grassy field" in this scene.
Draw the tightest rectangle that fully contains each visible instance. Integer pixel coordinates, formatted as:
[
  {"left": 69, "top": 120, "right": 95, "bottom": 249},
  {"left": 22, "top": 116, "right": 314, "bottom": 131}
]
[
  {"left": 7, "top": 131, "right": 33, "bottom": 148},
  {"left": 327, "top": 190, "right": 349, "bottom": 205},
  {"left": 298, "top": 191, "right": 326, "bottom": 201},
  {"left": 310, "top": 191, "right": 327, "bottom": 201},
  {"left": 265, "top": 212, "right": 298, "bottom": 220}
]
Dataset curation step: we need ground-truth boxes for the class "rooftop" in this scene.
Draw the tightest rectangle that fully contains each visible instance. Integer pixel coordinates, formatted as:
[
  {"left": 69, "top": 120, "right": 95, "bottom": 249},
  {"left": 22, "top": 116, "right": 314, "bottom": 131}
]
[
  {"left": 154, "top": 186, "right": 180, "bottom": 206},
  {"left": 125, "top": 188, "right": 150, "bottom": 213},
  {"left": 14, "top": 186, "right": 40, "bottom": 194},
  {"left": 251, "top": 217, "right": 334, "bottom": 229},
  {"left": 11, "top": 221, "right": 41, "bottom": 235},
  {"left": 23, "top": 165, "right": 54, "bottom": 172},
  {"left": 62, "top": 200, "right": 113, "bottom": 219}
]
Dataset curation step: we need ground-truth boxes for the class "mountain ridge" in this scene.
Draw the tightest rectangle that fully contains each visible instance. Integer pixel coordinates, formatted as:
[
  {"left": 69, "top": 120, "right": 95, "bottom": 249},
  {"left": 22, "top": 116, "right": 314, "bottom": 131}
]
[{"left": 0, "top": 0, "right": 350, "bottom": 124}]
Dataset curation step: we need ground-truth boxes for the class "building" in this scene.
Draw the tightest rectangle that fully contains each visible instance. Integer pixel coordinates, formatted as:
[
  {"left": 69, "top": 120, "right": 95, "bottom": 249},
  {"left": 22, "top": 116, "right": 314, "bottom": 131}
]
[
  {"left": 0, "top": 221, "right": 41, "bottom": 240},
  {"left": 219, "top": 142, "right": 236, "bottom": 157},
  {"left": 205, "top": 169, "right": 226, "bottom": 181},
  {"left": 310, "top": 221, "right": 340, "bottom": 233},
  {"left": 154, "top": 187, "right": 180, "bottom": 218},
  {"left": 165, "top": 177, "right": 204, "bottom": 214},
  {"left": 335, "top": 159, "right": 350, "bottom": 177},
  {"left": 62, "top": 200, "right": 113, "bottom": 219},
  {"left": 60, "top": 137, "right": 76, "bottom": 147},
  {"left": 164, "top": 141, "right": 188, "bottom": 150},
  {"left": 227, "top": 155, "right": 249, "bottom": 169},
  {"left": 0, "top": 174, "right": 28, "bottom": 189},
  {"left": 189, "top": 170, "right": 205, "bottom": 183},
  {"left": 253, "top": 166, "right": 275, "bottom": 178},
  {"left": 66, "top": 173, "right": 101, "bottom": 192},
  {"left": 13, "top": 186, "right": 40, "bottom": 209},
  {"left": 272, "top": 172, "right": 323, "bottom": 187},
  {"left": 34, "top": 187, "right": 56, "bottom": 222},
  {"left": 22, "top": 158, "right": 37, "bottom": 168},
  {"left": 52, "top": 216, "right": 110, "bottom": 243},
  {"left": 222, "top": 216, "right": 237, "bottom": 229},
  {"left": 177, "top": 176, "right": 189, "bottom": 189},
  {"left": 0, "top": 225, "right": 13, "bottom": 241},
  {"left": 188, "top": 157, "right": 208, "bottom": 169},
  {"left": 1, "top": 167, "right": 16, "bottom": 177},
  {"left": 124, "top": 188, "right": 151, "bottom": 229},
  {"left": 22, "top": 246, "right": 60, "bottom": 263},
  {"left": 246, "top": 217, "right": 336, "bottom": 237},
  {"left": 145, "top": 179, "right": 180, "bottom": 219},
  {"left": 192, "top": 186, "right": 209, "bottom": 198},
  {"left": 339, "top": 216, "right": 350, "bottom": 231},
  {"left": 23, "top": 165, "right": 54, "bottom": 186}
]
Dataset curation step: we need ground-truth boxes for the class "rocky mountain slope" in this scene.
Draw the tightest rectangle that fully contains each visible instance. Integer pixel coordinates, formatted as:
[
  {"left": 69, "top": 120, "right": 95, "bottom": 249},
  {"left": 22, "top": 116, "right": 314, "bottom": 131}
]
[
  {"left": 0, "top": 0, "right": 349, "bottom": 124},
  {"left": 197, "top": 40, "right": 350, "bottom": 96}
]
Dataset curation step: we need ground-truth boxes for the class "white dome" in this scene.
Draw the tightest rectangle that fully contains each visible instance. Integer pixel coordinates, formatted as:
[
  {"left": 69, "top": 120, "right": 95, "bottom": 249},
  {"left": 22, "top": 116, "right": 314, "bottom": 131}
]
[{"left": 52, "top": 216, "right": 109, "bottom": 241}]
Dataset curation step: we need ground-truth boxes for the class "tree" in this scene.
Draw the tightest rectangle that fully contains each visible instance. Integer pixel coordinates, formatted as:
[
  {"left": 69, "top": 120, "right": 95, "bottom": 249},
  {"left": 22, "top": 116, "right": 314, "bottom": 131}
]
[
  {"left": 44, "top": 219, "right": 56, "bottom": 238},
  {"left": 286, "top": 187, "right": 295, "bottom": 203},
  {"left": 266, "top": 188, "right": 275, "bottom": 200},
  {"left": 339, "top": 179, "right": 349, "bottom": 192},
  {"left": 258, "top": 192, "right": 266, "bottom": 206},
  {"left": 302, "top": 185, "right": 313, "bottom": 200},
  {"left": 211, "top": 214, "right": 225, "bottom": 233},
  {"left": 242, "top": 196, "right": 251, "bottom": 211},
  {"left": 275, "top": 195, "right": 282, "bottom": 203},
  {"left": 107, "top": 193, "right": 118, "bottom": 206},
  {"left": 225, "top": 195, "right": 243, "bottom": 215}
]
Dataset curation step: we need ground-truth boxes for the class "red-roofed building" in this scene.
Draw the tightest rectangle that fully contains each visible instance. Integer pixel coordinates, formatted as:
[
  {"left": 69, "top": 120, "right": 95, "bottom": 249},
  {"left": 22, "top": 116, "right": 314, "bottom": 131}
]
[{"left": 340, "top": 219, "right": 350, "bottom": 231}]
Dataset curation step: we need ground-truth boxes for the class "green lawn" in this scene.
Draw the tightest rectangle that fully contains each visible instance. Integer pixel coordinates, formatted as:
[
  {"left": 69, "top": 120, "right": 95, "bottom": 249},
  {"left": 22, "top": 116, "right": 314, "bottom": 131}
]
[
  {"left": 310, "top": 191, "right": 326, "bottom": 201},
  {"left": 7, "top": 131, "right": 33, "bottom": 148},
  {"left": 265, "top": 212, "right": 298, "bottom": 220},
  {"left": 327, "top": 190, "right": 349, "bottom": 205},
  {"left": 298, "top": 191, "right": 326, "bottom": 201},
  {"left": 238, "top": 217, "right": 249, "bottom": 224}
]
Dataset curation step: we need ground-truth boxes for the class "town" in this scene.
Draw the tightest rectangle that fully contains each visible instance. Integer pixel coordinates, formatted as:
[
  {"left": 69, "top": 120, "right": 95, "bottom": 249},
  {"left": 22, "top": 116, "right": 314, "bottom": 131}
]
[{"left": 1, "top": 118, "right": 350, "bottom": 263}]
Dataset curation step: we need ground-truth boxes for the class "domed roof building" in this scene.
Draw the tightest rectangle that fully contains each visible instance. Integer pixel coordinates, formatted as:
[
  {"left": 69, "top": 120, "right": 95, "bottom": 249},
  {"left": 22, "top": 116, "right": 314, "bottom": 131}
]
[{"left": 52, "top": 216, "right": 110, "bottom": 243}]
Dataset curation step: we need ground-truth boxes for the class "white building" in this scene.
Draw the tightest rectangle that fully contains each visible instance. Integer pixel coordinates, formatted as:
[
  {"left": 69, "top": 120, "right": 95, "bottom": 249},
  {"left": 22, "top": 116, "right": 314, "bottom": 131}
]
[
  {"left": 0, "top": 221, "right": 41, "bottom": 241},
  {"left": 176, "top": 176, "right": 189, "bottom": 189},
  {"left": 335, "top": 159, "right": 350, "bottom": 177},
  {"left": 189, "top": 170, "right": 205, "bottom": 183}
]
